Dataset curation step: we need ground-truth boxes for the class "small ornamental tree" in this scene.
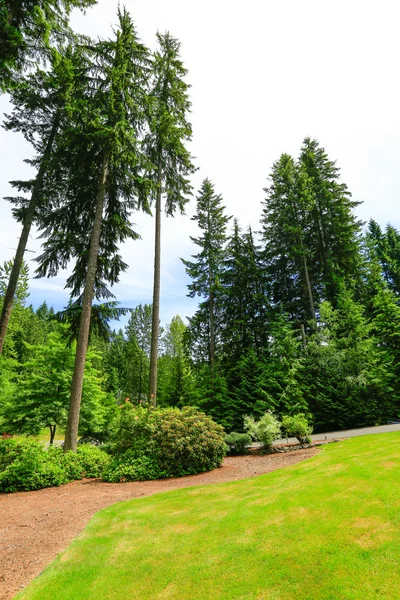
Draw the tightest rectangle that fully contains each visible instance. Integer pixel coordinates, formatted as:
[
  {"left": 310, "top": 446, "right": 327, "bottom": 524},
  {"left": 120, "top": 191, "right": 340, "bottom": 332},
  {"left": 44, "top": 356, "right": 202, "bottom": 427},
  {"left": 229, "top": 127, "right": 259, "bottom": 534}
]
[{"left": 281, "top": 414, "right": 313, "bottom": 444}]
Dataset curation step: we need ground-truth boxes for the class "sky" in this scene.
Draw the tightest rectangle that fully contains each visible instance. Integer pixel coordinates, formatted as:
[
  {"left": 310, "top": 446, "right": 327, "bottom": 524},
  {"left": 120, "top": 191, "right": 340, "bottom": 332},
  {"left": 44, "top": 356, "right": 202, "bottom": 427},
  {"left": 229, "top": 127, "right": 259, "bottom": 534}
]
[{"left": 1, "top": 0, "right": 400, "bottom": 328}]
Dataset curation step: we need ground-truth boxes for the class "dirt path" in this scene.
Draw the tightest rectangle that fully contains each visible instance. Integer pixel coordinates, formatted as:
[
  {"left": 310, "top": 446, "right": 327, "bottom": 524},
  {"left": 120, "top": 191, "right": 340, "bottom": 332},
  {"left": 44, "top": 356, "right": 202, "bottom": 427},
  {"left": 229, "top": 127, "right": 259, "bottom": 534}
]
[{"left": 0, "top": 449, "right": 318, "bottom": 600}]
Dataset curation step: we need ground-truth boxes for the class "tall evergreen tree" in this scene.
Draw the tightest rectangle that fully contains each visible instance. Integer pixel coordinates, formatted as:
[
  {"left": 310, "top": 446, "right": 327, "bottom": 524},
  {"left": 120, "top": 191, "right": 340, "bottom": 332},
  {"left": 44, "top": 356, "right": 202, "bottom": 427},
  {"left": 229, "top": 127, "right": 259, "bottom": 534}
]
[
  {"left": 0, "top": 0, "right": 96, "bottom": 90},
  {"left": 144, "top": 31, "right": 195, "bottom": 405},
  {"left": 0, "top": 49, "right": 80, "bottom": 354},
  {"left": 35, "top": 9, "right": 151, "bottom": 451},
  {"left": 261, "top": 154, "right": 316, "bottom": 327},
  {"left": 299, "top": 137, "right": 363, "bottom": 302},
  {"left": 182, "top": 178, "right": 230, "bottom": 369},
  {"left": 221, "top": 221, "right": 269, "bottom": 363}
]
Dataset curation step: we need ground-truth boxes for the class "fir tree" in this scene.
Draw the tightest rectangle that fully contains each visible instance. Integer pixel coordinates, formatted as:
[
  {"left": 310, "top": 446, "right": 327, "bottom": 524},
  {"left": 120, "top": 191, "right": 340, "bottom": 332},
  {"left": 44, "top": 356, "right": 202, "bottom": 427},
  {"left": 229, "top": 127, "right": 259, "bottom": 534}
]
[
  {"left": 182, "top": 178, "right": 230, "bottom": 369},
  {"left": 35, "top": 9, "right": 151, "bottom": 451},
  {"left": 0, "top": 0, "right": 96, "bottom": 90},
  {"left": 144, "top": 31, "right": 195, "bottom": 405}
]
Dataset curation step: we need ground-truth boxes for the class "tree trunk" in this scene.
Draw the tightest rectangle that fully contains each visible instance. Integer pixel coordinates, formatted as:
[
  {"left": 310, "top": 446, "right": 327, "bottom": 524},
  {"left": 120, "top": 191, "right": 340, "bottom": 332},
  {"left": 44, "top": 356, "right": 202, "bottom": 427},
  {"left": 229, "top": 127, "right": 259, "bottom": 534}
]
[
  {"left": 64, "top": 152, "right": 109, "bottom": 452},
  {"left": 0, "top": 114, "right": 59, "bottom": 354},
  {"left": 149, "top": 166, "right": 162, "bottom": 407},
  {"left": 49, "top": 424, "right": 56, "bottom": 446},
  {"left": 301, "top": 251, "right": 316, "bottom": 326},
  {"left": 209, "top": 266, "right": 215, "bottom": 371}
]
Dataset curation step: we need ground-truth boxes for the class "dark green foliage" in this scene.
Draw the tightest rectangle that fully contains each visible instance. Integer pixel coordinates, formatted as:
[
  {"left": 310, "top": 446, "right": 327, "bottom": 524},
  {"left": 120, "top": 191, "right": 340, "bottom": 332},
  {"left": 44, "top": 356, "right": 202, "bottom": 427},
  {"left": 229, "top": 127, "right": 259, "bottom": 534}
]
[
  {"left": 182, "top": 179, "right": 230, "bottom": 367},
  {"left": 224, "top": 432, "right": 252, "bottom": 455},
  {"left": 0, "top": 0, "right": 96, "bottom": 90},
  {"left": 102, "top": 453, "right": 164, "bottom": 483}
]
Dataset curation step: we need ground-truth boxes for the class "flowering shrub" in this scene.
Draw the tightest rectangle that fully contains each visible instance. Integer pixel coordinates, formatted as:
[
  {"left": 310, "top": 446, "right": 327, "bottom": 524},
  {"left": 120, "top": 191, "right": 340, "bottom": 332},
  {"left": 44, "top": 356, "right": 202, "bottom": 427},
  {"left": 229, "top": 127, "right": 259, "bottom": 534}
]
[
  {"left": 151, "top": 407, "right": 227, "bottom": 476},
  {"left": 281, "top": 414, "right": 313, "bottom": 444},
  {"left": 244, "top": 412, "right": 281, "bottom": 450},
  {"left": 109, "top": 405, "right": 227, "bottom": 480}
]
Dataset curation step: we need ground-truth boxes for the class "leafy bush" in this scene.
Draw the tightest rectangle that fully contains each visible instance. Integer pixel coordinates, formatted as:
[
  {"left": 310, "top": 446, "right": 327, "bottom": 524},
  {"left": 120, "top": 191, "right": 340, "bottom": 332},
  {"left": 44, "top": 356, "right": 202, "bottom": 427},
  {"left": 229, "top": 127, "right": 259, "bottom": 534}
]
[
  {"left": 244, "top": 412, "right": 281, "bottom": 450},
  {"left": 111, "top": 405, "right": 227, "bottom": 479},
  {"left": 77, "top": 444, "right": 110, "bottom": 477},
  {"left": 0, "top": 439, "right": 69, "bottom": 493},
  {"left": 282, "top": 414, "right": 313, "bottom": 444},
  {"left": 225, "top": 432, "right": 252, "bottom": 455},
  {"left": 150, "top": 407, "right": 226, "bottom": 476},
  {"left": 102, "top": 452, "right": 164, "bottom": 483},
  {"left": 114, "top": 404, "right": 154, "bottom": 455},
  {"left": 0, "top": 439, "right": 111, "bottom": 492}
]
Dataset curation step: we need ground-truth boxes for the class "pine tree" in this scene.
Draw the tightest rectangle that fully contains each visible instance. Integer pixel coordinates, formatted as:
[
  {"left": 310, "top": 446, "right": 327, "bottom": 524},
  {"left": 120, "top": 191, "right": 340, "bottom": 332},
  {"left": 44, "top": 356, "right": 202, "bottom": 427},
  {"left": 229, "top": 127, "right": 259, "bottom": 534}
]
[
  {"left": 144, "top": 31, "right": 195, "bottom": 406},
  {"left": 182, "top": 178, "right": 230, "bottom": 369},
  {"left": 261, "top": 153, "right": 316, "bottom": 327},
  {"left": 220, "top": 221, "right": 269, "bottom": 364},
  {"left": 0, "top": 49, "right": 79, "bottom": 354},
  {"left": 35, "top": 9, "right": 151, "bottom": 451},
  {"left": 0, "top": 0, "right": 96, "bottom": 90},
  {"left": 366, "top": 220, "right": 400, "bottom": 296},
  {"left": 124, "top": 304, "right": 152, "bottom": 402},
  {"left": 299, "top": 138, "right": 363, "bottom": 303}
]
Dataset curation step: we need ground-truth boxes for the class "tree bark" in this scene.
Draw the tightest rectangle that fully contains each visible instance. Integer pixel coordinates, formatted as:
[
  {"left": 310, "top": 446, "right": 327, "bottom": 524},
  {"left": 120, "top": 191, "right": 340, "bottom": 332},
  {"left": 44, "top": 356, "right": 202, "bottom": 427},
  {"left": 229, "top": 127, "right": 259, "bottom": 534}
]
[
  {"left": 49, "top": 424, "right": 56, "bottom": 446},
  {"left": 209, "top": 266, "right": 215, "bottom": 371},
  {"left": 64, "top": 152, "right": 109, "bottom": 452},
  {"left": 149, "top": 166, "right": 162, "bottom": 407},
  {"left": 0, "top": 114, "right": 59, "bottom": 354}
]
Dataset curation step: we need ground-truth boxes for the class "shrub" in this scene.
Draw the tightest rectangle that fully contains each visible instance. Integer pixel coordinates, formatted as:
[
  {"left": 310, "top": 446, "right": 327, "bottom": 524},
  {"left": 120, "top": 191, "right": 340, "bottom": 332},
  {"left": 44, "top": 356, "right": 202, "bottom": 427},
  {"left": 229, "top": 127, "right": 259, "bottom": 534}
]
[
  {"left": 282, "top": 414, "right": 313, "bottom": 444},
  {"left": 111, "top": 405, "right": 227, "bottom": 480},
  {"left": 225, "top": 432, "right": 252, "bottom": 455},
  {"left": 150, "top": 407, "right": 227, "bottom": 477},
  {"left": 0, "top": 438, "right": 111, "bottom": 492},
  {"left": 244, "top": 412, "right": 281, "bottom": 450},
  {"left": 102, "top": 452, "right": 164, "bottom": 483},
  {"left": 0, "top": 439, "right": 69, "bottom": 493},
  {"left": 77, "top": 444, "right": 110, "bottom": 477},
  {"left": 114, "top": 404, "right": 154, "bottom": 455}
]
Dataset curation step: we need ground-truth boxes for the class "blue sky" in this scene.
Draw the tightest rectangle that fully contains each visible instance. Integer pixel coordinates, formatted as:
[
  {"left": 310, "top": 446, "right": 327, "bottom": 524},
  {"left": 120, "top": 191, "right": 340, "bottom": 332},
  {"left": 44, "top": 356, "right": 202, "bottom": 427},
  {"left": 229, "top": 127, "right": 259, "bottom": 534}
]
[{"left": 1, "top": 0, "right": 400, "bottom": 330}]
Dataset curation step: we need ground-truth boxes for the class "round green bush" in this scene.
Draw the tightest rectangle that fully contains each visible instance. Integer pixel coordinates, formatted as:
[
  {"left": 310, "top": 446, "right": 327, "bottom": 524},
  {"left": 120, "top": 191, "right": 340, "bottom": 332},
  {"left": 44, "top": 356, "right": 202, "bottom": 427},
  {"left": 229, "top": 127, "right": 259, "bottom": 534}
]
[
  {"left": 110, "top": 405, "right": 227, "bottom": 480},
  {"left": 225, "top": 432, "right": 252, "bottom": 455},
  {"left": 150, "top": 407, "right": 226, "bottom": 477},
  {"left": 0, "top": 438, "right": 112, "bottom": 492}
]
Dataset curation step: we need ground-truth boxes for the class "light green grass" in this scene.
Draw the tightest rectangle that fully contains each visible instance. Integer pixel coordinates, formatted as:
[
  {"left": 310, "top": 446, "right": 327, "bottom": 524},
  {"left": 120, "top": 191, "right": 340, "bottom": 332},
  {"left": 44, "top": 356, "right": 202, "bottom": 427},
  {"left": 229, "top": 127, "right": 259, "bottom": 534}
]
[{"left": 18, "top": 433, "right": 400, "bottom": 600}]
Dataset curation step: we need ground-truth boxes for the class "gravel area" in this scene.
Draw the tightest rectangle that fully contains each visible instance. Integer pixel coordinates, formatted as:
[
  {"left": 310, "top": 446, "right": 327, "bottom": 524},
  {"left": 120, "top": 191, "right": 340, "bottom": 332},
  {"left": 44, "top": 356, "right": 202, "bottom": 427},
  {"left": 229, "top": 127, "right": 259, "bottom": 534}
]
[{"left": 0, "top": 449, "right": 318, "bottom": 600}]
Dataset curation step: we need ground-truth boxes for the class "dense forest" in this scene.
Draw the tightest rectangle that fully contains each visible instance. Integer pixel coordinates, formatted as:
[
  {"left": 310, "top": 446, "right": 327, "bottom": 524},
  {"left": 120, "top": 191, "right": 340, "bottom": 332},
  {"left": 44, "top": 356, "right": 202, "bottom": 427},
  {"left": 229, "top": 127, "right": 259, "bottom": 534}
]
[{"left": 1, "top": 1, "right": 400, "bottom": 447}]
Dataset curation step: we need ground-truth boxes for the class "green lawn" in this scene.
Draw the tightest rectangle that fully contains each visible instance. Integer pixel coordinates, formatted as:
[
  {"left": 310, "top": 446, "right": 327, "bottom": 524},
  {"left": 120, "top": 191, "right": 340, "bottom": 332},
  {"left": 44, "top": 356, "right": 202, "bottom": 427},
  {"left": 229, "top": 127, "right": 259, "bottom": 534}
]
[{"left": 18, "top": 433, "right": 400, "bottom": 600}]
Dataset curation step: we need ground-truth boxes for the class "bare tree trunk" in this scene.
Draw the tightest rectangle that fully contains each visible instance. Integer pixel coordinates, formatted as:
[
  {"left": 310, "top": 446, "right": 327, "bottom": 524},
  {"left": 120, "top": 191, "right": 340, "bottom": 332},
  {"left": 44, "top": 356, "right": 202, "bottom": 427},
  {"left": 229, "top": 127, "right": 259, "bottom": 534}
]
[
  {"left": 49, "top": 424, "right": 56, "bottom": 446},
  {"left": 0, "top": 114, "right": 59, "bottom": 354},
  {"left": 149, "top": 166, "right": 162, "bottom": 407},
  {"left": 64, "top": 152, "right": 109, "bottom": 452},
  {"left": 301, "top": 252, "right": 316, "bottom": 326}
]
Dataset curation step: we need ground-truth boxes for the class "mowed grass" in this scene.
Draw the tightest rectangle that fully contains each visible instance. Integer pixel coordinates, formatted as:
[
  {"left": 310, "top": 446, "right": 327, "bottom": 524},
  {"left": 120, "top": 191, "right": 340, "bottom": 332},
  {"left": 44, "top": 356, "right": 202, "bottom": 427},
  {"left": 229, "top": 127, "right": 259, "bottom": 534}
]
[{"left": 18, "top": 433, "right": 400, "bottom": 600}]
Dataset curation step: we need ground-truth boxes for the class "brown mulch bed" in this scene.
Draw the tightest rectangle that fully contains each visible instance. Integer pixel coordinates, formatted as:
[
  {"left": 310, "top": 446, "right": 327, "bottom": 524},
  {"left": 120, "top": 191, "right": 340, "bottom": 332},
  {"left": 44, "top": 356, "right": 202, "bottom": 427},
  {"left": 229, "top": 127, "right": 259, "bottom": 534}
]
[{"left": 0, "top": 449, "right": 318, "bottom": 600}]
